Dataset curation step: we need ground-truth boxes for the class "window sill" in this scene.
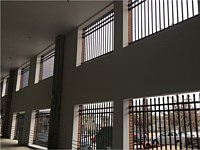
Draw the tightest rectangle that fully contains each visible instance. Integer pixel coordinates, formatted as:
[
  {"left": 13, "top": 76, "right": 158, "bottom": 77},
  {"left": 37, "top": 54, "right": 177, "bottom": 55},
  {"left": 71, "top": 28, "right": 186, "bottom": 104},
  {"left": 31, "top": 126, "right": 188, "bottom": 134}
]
[{"left": 28, "top": 144, "right": 47, "bottom": 150}]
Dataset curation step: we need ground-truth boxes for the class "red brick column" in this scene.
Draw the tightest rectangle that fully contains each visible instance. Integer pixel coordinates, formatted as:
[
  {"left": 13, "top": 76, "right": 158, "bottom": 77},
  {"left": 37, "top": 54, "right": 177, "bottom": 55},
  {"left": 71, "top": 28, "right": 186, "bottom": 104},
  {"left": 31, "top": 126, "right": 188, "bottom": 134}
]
[
  {"left": 129, "top": 99, "right": 133, "bottom": 150},
  {"left": 128, "top": 0, "right": 133, "bottom": 44},
  {"left": 81, "top": 33, "right": 85, "bottom": 64}
]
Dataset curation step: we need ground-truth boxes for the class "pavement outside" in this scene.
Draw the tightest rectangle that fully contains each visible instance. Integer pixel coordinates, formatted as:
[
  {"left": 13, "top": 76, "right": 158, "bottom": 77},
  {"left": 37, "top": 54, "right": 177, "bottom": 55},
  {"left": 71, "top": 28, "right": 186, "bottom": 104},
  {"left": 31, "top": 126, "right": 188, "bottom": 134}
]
[{"left": 0, "top": 138, "right": 34, "bottom": 150}]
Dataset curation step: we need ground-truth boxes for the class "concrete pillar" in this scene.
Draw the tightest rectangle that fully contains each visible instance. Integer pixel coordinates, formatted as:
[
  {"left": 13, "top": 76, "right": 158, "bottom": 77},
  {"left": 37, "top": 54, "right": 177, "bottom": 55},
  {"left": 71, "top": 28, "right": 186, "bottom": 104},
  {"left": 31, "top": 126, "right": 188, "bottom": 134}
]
[
  {"left": 112, "top": 99, "right": 123, "bottom": 149},
  {"left": 114, "top": 1, "right": 123, "bottom": 50},
  {"left": 29, "top": 57, "right": 37, "bottom": 86},
  {"left": 48, "top": 35, "right": 65, "bottom": 149},
  {"left": 2, "top": 70, "right": 16, "bottom": 138}
]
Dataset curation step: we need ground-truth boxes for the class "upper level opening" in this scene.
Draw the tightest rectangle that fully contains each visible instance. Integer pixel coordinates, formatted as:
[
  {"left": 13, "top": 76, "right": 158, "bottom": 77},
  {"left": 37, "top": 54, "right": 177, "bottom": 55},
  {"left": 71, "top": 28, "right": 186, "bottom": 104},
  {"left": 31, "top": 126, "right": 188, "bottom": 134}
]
[
  {"left": 16, "top": 63, "right": 30, "bottom": 91},
  {"left": 128, "top": 0, "right": 199, "bottom": 43},
  {"left": 35, "top": 44, "right": 55, "bottom": 84},
  {"left": 76, "top": 4, "right": 114, "bottom": 66}
]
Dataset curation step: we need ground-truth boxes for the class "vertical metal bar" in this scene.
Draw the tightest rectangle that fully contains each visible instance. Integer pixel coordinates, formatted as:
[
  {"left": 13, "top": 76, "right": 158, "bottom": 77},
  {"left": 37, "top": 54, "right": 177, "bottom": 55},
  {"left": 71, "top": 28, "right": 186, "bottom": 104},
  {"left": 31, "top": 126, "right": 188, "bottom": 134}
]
[
  {"left": 91, "top": 28, "right": 93, "bottom": 60},
  {"left": 159, "top": 0, "right": 161, "bottom": 30},
  {"left": 186, "top": 0, "right": 189, "bottom": 19},
  {"left": 171, "top": 96, "right": 177, "bottom": 149},
  {"left": 134, "top": 3, "right": 137, "bottom": 41},
  {"left": 131, "top": 100, "right": 134, "bottom": 150},
  {"left": 144, "top": 1, "right": 146, "bottom": 37},
  {"left": 100, "top": 103, "right": 103, "bottom": 149},
  {"left": 162, "top": 96, "right": 167, "bottom": 149},
  {"left": 182, "top": 95, "right": 188, "bottom": 149},
  {"left": 150, "top": 98, "right": 153, "bottom": 150},
  {"left": 176, "top": 95, "right": 182, "bottom": 149},
  {"left": 109, "top": 18, "right": 111, "bottom": 52},
  {"left": 155, "top": 0, "right": 157, "bottom": 32},
  {"left": 85, "top": 35, "right": 87, "bottom": 62},
  {"left": 158, "top": 97, "right": 162, "bottom": 149},
  {"left": 171, "top": 0, "right": 174, "bottom": 25},
  {"left": 193, "top": 93, "right": 199, "bottom": 149},
  {"left": 181, "top": 0, "right": 184, "bottom": 21},
  {"left": 146, "top": 98, "right": 150, "bottom": 150},
  {"left": 167, "top": 96, "right": 172, "bottom": 149},
  {"left": 103, "top": 102, "right": 105, "bottom": 149},
  {"left": 192, "top": 0, "right": 194, "bottom": 16},
  {"left": 154, "top": 98, "right": 158, "bottom": 147},
  {"left": 112, "top": 16, "right": 114, "bottom": 51},
  {"left": 187, "top": 94, "right": 194, "bottom": 149},
  {"left": 111, "top": 102, "right": 113, "bottom": 148},
  {"left": 147, "top": 0, "right": 150, "bottom": 35},
  {"left": 163, "top": 0, "right": 165, "bottom": 28},
  {"left": 141, "top": 1, "right": 143, "bottom": 38},
  {"left": 138, "top": 2, "right": 140, "bottom": 40},
  {"left": 167, "top": 0, "right": 170, "bottom": 26},
  {"left": 151, "top": 0, "right": 153, "bottom": 33},
  {"left": 135, "top": 100, "right": 138, "bottom": 149},
  {"left": 89, "top": 31, "right": 92, "bottom": 61},
  {"left": 176, "top": 0, "right": 179, "bottom": 22},
  {"left": 139, "top": 100, "right": 142, "bottom": 148}
]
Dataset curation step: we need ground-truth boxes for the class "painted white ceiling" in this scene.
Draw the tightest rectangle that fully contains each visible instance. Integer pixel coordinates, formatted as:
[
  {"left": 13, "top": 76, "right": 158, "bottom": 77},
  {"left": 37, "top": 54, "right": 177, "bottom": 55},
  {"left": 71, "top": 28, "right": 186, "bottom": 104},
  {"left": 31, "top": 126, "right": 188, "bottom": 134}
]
[{"left": 1, "top": 1, "right": 113, "bottom": 78}]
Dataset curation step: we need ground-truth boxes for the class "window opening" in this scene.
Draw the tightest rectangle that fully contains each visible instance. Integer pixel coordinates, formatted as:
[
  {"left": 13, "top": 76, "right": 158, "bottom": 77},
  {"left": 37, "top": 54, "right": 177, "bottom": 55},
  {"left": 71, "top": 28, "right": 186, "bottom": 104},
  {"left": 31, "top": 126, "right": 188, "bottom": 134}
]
[
  {"left": 20, "top": 65, "right": 30, "bottom": 88},
  {"left": 128, "top": 91, "right": 200, "bottom": 149},
  {"left": 32, "top": 109, "right": 50, "bottom": 147},
  {"left": 76, "top": 101, "right": 114, "bottom": 149},
  {"left": 128, "top": 0, "right": 199, "bottom": 43},
  {"left": 40, "top": 50, "right": 55, "bottom": 80},
  {"left": 82, "top": 11, "right": 114, "bottom": 63}
]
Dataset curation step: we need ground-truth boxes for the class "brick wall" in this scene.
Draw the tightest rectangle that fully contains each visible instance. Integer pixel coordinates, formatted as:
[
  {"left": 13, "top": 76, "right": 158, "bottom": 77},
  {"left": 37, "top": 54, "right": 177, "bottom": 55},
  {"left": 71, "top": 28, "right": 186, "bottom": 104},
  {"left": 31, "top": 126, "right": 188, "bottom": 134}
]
[
  {"left": 128, "top": 0, "right": 132, "bottom": 44},
  {"left": 129, "top": 99, "right": 133, "bottom": 150}
]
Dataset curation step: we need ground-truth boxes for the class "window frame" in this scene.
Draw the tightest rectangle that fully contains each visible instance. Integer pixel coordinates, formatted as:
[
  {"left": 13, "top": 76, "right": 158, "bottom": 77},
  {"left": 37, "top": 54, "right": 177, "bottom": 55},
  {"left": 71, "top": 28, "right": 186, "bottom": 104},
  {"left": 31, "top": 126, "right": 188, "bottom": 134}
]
[
  {"left": 16, "top": 62, "right": 30, "bottom": 91},
  {"left": 76, "top": 4, "right": 114, "bottom": 67},
  {"left": 34, "top": 44, "right": 55, "bottom": 84}
]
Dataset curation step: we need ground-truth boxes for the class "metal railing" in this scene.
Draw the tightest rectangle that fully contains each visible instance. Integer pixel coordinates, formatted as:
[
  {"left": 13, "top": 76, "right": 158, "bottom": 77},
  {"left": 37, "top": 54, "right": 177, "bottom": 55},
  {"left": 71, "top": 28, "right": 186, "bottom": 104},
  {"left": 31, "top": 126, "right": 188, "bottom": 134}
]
[
  {"left": 31, "top": 112, "right": 50, "bottom": 147},
  {"left": 129, "top": 92, "right": 200, "bottom": 149},
  {"left": 82, "top": 11, "right": 114, "bottom": 63},
  {"left": 128, "top": 0, "right": 199, "bottom": 43},
  {"left": 78, "top": 102, "right": 114, "bottom": 149}
]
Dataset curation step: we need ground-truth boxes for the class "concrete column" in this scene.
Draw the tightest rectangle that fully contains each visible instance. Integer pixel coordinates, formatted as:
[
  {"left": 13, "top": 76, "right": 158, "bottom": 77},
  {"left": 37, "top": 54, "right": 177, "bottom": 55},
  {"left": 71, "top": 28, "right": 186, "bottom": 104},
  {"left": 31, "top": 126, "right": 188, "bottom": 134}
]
[
  {"left": 114, "top": 1, "right": 123, "bottom": 50},
  {"left": 29, "top": 57, "right": 37, "bottom": 86},
  {"left": 2, "top": 70, "right": 16, "bottom": 138},
  {"left": 48, "top": 35, "right": 65, "bottom": 149},
  {"left": 112, "top": 99, "right": 123, "bottom": 149}
]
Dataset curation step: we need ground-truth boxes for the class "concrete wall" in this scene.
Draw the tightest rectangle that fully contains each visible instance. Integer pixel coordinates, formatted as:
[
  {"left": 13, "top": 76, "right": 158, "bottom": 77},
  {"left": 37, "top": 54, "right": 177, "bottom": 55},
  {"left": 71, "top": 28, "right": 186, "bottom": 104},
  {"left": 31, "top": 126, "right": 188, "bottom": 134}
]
[
  {"left": 58, "top": 2, "right": 200, "bottom": 149},
  {"left": 2, "top": 1, "right": 200, "bottom": 149},
  {"left": 8, "top": 56, "right": 53, "bottom": 145}
]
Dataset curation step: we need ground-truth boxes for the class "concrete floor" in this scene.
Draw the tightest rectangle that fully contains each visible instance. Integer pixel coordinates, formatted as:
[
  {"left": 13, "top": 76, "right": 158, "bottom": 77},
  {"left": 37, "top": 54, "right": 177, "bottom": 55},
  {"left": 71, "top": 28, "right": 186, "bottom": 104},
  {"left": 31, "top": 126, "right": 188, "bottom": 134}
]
[{"left": 0, "top": 138, "right": 34, "bottom": 150}]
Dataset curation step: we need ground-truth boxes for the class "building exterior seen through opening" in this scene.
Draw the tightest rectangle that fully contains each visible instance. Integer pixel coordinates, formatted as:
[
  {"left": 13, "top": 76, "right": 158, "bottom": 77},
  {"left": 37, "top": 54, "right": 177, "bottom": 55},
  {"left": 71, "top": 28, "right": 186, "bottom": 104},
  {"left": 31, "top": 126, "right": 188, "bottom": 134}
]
[
  {"left": 74, "top": 102, "right": 114, "bottom": 149},
  {"left": 1, "top": 0, "right": 200, "bottom": 149},
  {"left": 128, "top": 92, "right": 200, "bottom": 149}
]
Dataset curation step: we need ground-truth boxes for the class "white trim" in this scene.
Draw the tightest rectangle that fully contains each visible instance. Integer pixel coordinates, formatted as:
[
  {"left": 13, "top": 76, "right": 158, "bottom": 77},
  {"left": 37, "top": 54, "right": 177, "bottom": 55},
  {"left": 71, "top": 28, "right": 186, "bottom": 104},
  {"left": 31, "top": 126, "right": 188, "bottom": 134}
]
[
  {"left": 16, "top": 62, "right": 30, "bottom": 91},
  {"left": 28, "top": 144, "right": 47, "bottom": 150},
  {"left": 28, "top": 110, "right": 36, "bottom": 145},
  {"left": 72, "top": 105, "right": 79, "bottom": 150},
  {"left": 123, "top": 99, "right": 130, "bottom": 150},
  {"left": 10, "top": 113, "right": 17, "bottom": 140},
  {"left": 35, "top": 44, "right": 55, "bottom": 83},
  {"left": 76, "top": 4, "right": 114, "bottom": 67},
  {"left": 123, "top": 0, "right": 129, "bottom": 47}
]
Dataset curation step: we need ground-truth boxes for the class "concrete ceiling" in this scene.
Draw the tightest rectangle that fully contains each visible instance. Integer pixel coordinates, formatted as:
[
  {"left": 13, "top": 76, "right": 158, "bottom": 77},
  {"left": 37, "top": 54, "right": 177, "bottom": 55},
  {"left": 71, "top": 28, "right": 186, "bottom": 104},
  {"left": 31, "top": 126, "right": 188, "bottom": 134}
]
[{"left": 1, "top": 1, "right": 113, "bottom": 78}]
